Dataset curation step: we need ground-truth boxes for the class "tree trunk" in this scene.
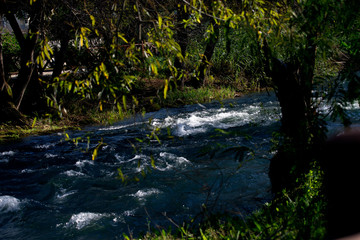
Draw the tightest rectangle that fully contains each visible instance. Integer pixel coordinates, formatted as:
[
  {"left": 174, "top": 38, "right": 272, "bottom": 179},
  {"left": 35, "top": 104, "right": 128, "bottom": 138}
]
[
  {"left": 263, "top": 37, "right": 326, "bottom": 193},
  {"left": 268, "top": 59, "right": 311, "bottom": 193},
  {"left": 0, "top": 34, "right": 27, "bottom": 125},
  {"left": 5, "top": 1, "right": 45, "bottom": 114},
  {"left": 52, "top": 36, "right": 70, "bottom": 79},
  {"left": 0, "top": 32, "right": 7, "bottom": 91}
]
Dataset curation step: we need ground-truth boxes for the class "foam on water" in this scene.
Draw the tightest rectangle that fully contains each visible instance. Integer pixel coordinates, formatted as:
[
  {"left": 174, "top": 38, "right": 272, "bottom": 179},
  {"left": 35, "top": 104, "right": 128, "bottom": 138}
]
[
  {"left": 159, "top": 152, "right": 190, "bottom": 164},
  {"left": 156, "top": 152, "right": 191, "bottom": 171},
  {"left": 98, "top": 121, "right": 144, "bottom": 131},
  {"left": 0, "top": 151, "right": 15, "bottom": 163},
  {"left": 44, "top": 153, "right": 58, "bottom": 158},
  {"left": 0, "top": 151, "right": 15, "bottom": 156},
  {"left": 131, "top": 188, "right": 162, "bottom": 200},
  {"left": 56, "top": 189, "right": 77, "bottom": 200},
  {"left": 123, "top": 209, "right": 137, "bottom": 217},
  {"left": 34, "top": 143, "right": 56, "bottom": 150},
  {"left": 117, "top": 154, "right": 148, "bottom": 164},
  {"left": 0, "top": 196, "right": 21, "bottom": 213},
  {"left": 65, "top": 212, "right": 108, "bottom": 230},
  {"left": 151, "top": 103, "right": 276, "bottom": 137},
  {"left": 62, "top": 170, "right": 86, "bottom": 177},
  {"left": 21, "top": 169, "right": 35, "bottom": 174},
  {"left": 75, "top": 160, "right": 94, "bottom": 168}
]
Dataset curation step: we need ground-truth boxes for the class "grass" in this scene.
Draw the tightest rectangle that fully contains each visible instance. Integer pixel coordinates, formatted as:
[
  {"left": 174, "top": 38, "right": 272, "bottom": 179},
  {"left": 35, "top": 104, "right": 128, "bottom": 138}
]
[
  {"left": 0, "top": 118, "right": 73, "bottom": 143},
  {"left": 129, "top": 166, "right": 326, "bottom": 240},
  {"left": 160, "top": 86, "right": 237, "bottom": 107},
  {"left": 0, "top": 108, "right": 132, "bottom": 142}
]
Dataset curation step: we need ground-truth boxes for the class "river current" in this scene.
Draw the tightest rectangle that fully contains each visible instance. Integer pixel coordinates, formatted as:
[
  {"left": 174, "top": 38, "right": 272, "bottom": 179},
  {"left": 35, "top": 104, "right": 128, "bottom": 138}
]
[{"left": 1, "top": 92, "right": 359, "bottom": 239}]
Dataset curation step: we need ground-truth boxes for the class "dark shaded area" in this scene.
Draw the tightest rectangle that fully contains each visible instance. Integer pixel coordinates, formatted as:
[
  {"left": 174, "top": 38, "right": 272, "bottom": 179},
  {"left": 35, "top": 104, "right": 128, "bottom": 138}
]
[{"left": 320, "top": 129, "right": 360, "bottom": 239}]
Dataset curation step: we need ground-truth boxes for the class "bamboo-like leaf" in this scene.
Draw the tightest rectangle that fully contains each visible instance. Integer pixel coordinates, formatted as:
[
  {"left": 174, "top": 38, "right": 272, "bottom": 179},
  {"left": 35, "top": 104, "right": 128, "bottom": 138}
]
[
  {"left": 122, "top": 95, "right": 127, "bottom": 111},
  {"left": 31, "top": 117, "right": 37, "bottom": 128},
  {"left": 117, "top": 33, "right": 128, "bottom": 43},
  {"left": 150, "top": 155, "right": 156, "bottom": 169},
  {"left": 117, "top": 168, "right": 125, "bottom": 182},
  {"left": 116, "top": 102, "right": 124, "bottom": 119},
  {"left": 80, "top": 35, "right": 84, "bottom": 47},
  {"left": 6, "top": 85, "right": 12, "bottom": 97},
  {"left": 84, "top": 37, "right": 89, "bottom": 49},
  {"left": 90, "top": 15, "right": 96, "bottom": 26},
  {"left": 164, "top": 79, "right": 169, "bottom": 99},
  {"left": 100, "top": 62, "right": 109, "bottom": 79},
  {"left": 44, "top": 47, "right": 50, "bottom": 60},
  {"left": 158, "top": 15, "right": 162, "bottom": 29},
  {"left": 92, "top": 147, "right": 98, "bottom": 161},
  {"left": 99, "top": 100, "right": 103, "bottom": 111},
  {"left": 150, "top": 63, "right": 158, "bottom": 75},
  {"left": 92, "top": 139, "right": 106, "bottom": 161}
]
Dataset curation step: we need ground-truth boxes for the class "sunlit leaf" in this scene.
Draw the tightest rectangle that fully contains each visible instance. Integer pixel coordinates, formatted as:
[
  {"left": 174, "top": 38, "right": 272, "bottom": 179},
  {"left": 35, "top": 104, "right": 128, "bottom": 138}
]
[
  {"left": 90, "top": 15, "right": 96, "bottom": 26},
  {"left": 164, "top": 79, "right": 169, "bottom": 99},
  {"left": 122, "top": 95, "right": 127, "bottom": 111},
  {"left": 150, "top": 155, "right": 156, "bottom": 169},
  {"left": 92, "top": 148, "right": 98, "bottom": 161},
  {"left": 117, "top": 33, "right": 128, "bottom": 43},
  {"left": 31, "top": 117, "right": 37, "bottom": 128},
  {"left": 158, "top": 15, "right": 163, "bottom": 29},
  {"left": 117, "top": 168, "right": 125, "bottom": 182}
]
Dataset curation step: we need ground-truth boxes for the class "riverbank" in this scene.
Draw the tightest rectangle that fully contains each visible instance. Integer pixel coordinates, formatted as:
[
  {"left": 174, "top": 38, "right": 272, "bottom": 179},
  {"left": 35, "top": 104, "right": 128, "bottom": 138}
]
[{"left": 1, "top": 80, "right": 256, "bottom": 142}]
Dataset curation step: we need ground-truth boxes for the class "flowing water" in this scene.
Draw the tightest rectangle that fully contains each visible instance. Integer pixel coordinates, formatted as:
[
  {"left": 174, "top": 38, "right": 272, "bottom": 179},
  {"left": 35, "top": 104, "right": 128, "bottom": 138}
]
[{"left": 1, "top": 92, "right": 359, "bottom": 239}]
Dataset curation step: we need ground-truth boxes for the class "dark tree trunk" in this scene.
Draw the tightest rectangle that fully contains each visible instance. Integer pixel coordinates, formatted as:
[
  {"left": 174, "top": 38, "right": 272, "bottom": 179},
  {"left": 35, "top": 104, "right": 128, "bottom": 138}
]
[
  {"left": 5, "top": 1, "right": 45, "bottom": 114},
  {"left": 268, "top": 59, "right": 312, "bottom": 193},
  {"left": 15, "top": 36, "right": 40, "bottom": 111},
  {"left": 0, "top": 34, "right": 27, "bottom": 125},
  {"left": 0, "top": 32, "right": 7, "bottom": 92},
  {"left": 52, "top": 36, "right": 70, "bottom": 79},
  {"left": 263, "top": 37, "right": 326, "bottom": 193}
]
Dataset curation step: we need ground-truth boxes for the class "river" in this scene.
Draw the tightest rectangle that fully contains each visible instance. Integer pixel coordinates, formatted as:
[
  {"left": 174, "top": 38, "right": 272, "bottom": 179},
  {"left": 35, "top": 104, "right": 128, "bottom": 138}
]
[{"left": 0, "top": 91, "right": 358, "bottom": 239}]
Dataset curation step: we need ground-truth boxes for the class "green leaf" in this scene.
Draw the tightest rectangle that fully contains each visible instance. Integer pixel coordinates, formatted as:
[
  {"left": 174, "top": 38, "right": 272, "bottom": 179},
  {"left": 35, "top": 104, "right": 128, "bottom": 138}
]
[
  {"left": 92, "top": 147, "right": 98, "bottom": 161},
  {"left": 5, "top": 85, "right": 12, "bottom": 97},
  {"left": 90, "top": 15, "right": 96, "bottom": 26},
  {"left": 164, "top": 79, "right": 169, "bottom": 99},
  {"left": 200, "top": 229, "right": 207, "bottom": 240},
  {"left": 117, "top": 33, "right": 128, "bottom": 43},
  {"left": 31, "top": 117, "right": 37, "bottom": 128},
  {"left": 122, "top": 95, "right": 127, "bottom": 111},
  {"left": 117, "top": 168, "right": 125, "bottom": 182},
  {"left": 158, "top": 15, "right": 163, "bottom": 29},
  {"left": 150, "top": 155, "right": 156, "bottom": 169}
]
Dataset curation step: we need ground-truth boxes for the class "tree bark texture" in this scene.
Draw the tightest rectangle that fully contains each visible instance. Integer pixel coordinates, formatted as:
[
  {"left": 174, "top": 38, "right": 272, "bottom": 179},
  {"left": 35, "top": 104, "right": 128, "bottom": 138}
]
[
  {"left": 5, "top": 1, "right": 45, "bottom": 113},
  {"left": 52, "top": 36, "right": 70, "bottom": 79},
  {"left": 264, "top": 37, "right": 326, "bottom": 193},
  {"left": 0, "top": 33, "right": 7, "bottom": 92}
]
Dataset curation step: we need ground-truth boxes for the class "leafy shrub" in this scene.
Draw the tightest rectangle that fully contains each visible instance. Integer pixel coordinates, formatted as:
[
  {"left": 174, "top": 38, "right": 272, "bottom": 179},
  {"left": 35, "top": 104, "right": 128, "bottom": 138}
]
[{"left": 2, "top": 32, "right": 21, "bottom": 73}]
